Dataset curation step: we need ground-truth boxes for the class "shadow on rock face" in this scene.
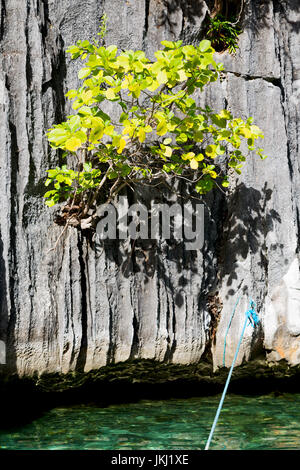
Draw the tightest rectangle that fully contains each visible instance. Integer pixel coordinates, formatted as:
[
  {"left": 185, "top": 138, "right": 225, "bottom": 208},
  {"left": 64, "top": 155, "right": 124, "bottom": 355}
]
[
  {"left": 92, "top": 180, "right": 209, "bottom": 310},
  {"left": 247, "top": 0, "right": 300, "bottom": 35},
  {"left": 154, "top": 0, "right": 207, "bottom": 29},
  {"left": 90, "top": 179, "right": 281, "bottom": 309},
  {"left": 218, "top": 182, "right": 281, "bottom": 295}
]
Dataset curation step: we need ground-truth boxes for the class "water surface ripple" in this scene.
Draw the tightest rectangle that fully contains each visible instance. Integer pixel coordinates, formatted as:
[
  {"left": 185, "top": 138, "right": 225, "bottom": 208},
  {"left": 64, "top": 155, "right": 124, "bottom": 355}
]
[{"left": 1, "top": 393, "right": 299, "bottom": 450}]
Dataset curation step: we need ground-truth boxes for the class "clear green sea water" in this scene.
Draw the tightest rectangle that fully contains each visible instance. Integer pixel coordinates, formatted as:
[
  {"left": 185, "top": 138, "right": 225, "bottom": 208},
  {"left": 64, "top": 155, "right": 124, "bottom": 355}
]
[{"left": 0, "top": 393, "right": 300, "bottom": 450}]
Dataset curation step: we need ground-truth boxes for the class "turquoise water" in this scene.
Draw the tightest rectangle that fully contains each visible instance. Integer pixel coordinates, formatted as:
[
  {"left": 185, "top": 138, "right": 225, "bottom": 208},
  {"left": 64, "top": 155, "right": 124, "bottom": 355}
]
[{"left": 0, "top": 393, "right": 300, "bottom": 450}]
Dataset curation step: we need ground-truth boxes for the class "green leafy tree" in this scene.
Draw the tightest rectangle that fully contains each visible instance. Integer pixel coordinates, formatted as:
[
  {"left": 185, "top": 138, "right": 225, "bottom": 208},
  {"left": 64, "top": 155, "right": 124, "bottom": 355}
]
[{"left": 44, "top": 22, "right": 266, "bottom": 228}]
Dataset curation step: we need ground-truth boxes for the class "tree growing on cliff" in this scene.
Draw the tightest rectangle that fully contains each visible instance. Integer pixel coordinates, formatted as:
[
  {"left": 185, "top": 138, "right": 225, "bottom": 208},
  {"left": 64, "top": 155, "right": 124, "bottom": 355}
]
[{"left": 44, "top": 21, "right": 266, "bottom": 229}]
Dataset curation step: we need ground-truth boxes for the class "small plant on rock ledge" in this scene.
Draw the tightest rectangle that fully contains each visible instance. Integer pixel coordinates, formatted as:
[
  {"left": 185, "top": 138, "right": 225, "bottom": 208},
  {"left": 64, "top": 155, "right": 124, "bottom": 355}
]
[
  {"left": 44, "top": 21, "right": 266, "bottom": 232},
  {"left": 206, "top": 15, "right": 242, "bottom": 54}
]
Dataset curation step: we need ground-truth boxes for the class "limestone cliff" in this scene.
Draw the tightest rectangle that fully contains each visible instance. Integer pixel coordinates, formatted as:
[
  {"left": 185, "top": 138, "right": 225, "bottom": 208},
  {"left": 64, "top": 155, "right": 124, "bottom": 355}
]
[{"left": 0, "top": 0, "right": 299, "bottom": 385}]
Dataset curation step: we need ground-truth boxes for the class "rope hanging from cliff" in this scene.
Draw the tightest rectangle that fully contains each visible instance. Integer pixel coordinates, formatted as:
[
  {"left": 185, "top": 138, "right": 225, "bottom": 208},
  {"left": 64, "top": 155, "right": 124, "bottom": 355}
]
[{"left": 204, "top": 298, "right": 259, "bottom": 451}]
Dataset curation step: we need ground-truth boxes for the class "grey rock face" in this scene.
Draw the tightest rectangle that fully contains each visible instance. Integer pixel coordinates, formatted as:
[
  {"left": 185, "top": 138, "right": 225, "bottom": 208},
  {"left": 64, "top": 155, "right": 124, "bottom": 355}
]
[{"left": 0, "top": 0, "right": 299, "bottom": 378}]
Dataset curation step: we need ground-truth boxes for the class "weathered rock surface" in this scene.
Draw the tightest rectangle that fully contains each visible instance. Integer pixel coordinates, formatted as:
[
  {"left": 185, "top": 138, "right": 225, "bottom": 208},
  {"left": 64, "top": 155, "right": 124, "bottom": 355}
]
[{"left": 0, "top": 0, "right": 299, "bottom": 385}]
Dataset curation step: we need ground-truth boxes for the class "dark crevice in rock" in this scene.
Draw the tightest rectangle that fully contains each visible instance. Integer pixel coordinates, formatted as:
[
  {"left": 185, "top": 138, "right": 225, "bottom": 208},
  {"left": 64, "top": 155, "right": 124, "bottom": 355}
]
[
  {"left": 0, "top": 0, "right": 6, "bottom": 42},
  {"left": 163, "top": 284, "right": 171, "bottom": 362},
  {"left": 24, "top": 3, "right": 37, "bottom": 196},
  {"left": 26, "top": 243, "right": 34, "bottom": 344},
  {"left": 163, "top": 251, "right": 177, "bottom": 363},
  {"left": 155, "top": 251, "right": 161, "bottom": 350},
  {"left": 68, "top": 244, "right": 77, "bottom": 369},
  {"left": 7, "top": 121, "right": 18, "bottom": 374},
  {"left": 41, "top": 79, "right": 53, "bottom": 94},
  {"left": 143, "top": 0, "right": 150, "bottom": 46},
  {"left": 208, "top": 0, "right": 244, "bottom": 19},
  {"left": 274, "top": 13, "right": 294, "bottom": 185},
  {"left": 129, "top": 312, "right": 139, "bottom": 360},
  {"left": 0, "top": 233, "right": 8, "bottom": 363},
  {"left": 51, "top": 34, "right": 67, "bottom": 132},
  {"left": 40, "top": 0, "right": 49, "bottom": 43},
  {"left": 106, "top": 291, "right": 115, "bottom": 365},
  {"left": 223, "top": 70, "right": 283, "bottom": 87},
  {"left": 296, "top": 207, "right": 300, "bottom": 254},
  {"left": 76, "top": 234, "right": 88, "bottom": 372},
  {"left": 25, "top": 4, "right": 33, "bottom": 92},
  {"left": 283, "top": 124, "right": 293, "bottom": 182},
  {"left": 169, "top": 296, "right": 177, "bottom": 362},
  {"left": 274, "top": 39, "right": 293, "bottom": 184}
]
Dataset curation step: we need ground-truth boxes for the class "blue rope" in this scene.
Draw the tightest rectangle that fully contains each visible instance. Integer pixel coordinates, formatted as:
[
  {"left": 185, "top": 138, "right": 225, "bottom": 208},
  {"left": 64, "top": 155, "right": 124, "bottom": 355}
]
[
  {"left": 246, "top": 299, "right": 259, "bottom": 327},
  {"left": 204, "top": 298, "right": 259, "bottom": 450}
]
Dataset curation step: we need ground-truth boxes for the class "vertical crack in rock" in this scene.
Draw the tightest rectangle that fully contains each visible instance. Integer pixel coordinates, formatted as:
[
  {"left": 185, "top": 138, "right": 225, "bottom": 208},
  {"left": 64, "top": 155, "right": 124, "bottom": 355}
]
[
  {"left": 7, "top": 120, "right": 18, "bottom": 372},
  {"left": 154, "top": 247, "right": 161, "bottom": 355},
  {"left": 273, "top": 0, "right": 296, "bottom": 209},
  {"left": 25, "top": 3, "right": 33, "bottom": 94},
  {"left": 40, "top": 0, "right": 49, "bottom": 42},
  {"left": 106, "top": 290, "right": 115, "bottom": 364},
  {"left": 296, "top": 207, "right": 300, "bottom": 254},
  {"left": 0, "top": 224, "right": 8, "bottom": 365},
  {"left": 24, "top": 2, "right": 35, "bottom": 193},
  {"left": 0, "top": 0, "right": 5, "bottom": 42},
  {"left": 179, "top": 3, "right": 185, "bottom": 40},
  {"left": 143, "top": 0, "right": 150, "bottom": 46},
  {"left": 26, "top": 241, "right": 34, "bottom": 343},
  {"left": 163, "top": 245, "right": 177, "bottom": 363},
  {"left": 129, "top": 312, "right": 139, "bottom": 360},
  {"left": 48, "top": 32, "right": 66, "bottom": 128},
  {"left": 169, "top": 306, "right": 177, "bottom": 362},
  {"left": 68, "top": 242, "right": 77, "bottom": 369},
  {"left": 163, "top": 281, "right": 171, "bottom": 362},
  {"left": 76, "top": 234, "right": 88, "bottom": 372}
]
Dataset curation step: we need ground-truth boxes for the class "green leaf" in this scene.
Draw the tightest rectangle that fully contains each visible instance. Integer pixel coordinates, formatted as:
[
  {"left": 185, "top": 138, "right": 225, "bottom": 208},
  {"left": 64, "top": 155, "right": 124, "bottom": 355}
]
[
  {"left": 195, "top": 177, "right": 214, "bottom": 194},
  {"left": 83, "top": 162, "right": 92, "bottom": 171},
  {"left": 120, "top": 112, "right": 128, "bottom": 123},
  {"left": 47, "top": 128, "right": 70, "bottom": 145},
  {"left": 161, "top": 40, "right": 176, "bottom": 49},
  {"left": 205, "top": 144, "right": 217, "bottom": 158},
  {"left": 105, "top": 88, "right": 116, "bottom": 100},
  {"left": 190, "top": 158, "right": 198, "bottom": 169},
  {"left": 199, "top": 40, "right": 211, "bottom": 52},
  {"left": 78, "top": 67, "right": 91, "bottom": 79},
  {"left": 65, "top": 137, "right": 82, "bottom": 151},
  {"left": 68, "top": 115, "right": 81, "bottom": 133},
  {"left": 176, "top": 133, "right": 188, "bottom": 144},
  {"left": 65, "top": 89, "right": 77, "bottom": 99},
  {"left": 156, "top": 119, "right": 168, "bottom": 136},
  {"left": 45, "top": 199, "right": 56, "bottom": 207},
  {"left": 108, "top": 170, "right": 118, "bottom": 180},
  {"left": 164, "top": 146, "right": 172, "bottom": 157},
  {"left": 44, "top": 190, "right": 56, "bottom": 198},
  {"left": 157, "top": 70, "right": 168, "bottom": 85}
]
